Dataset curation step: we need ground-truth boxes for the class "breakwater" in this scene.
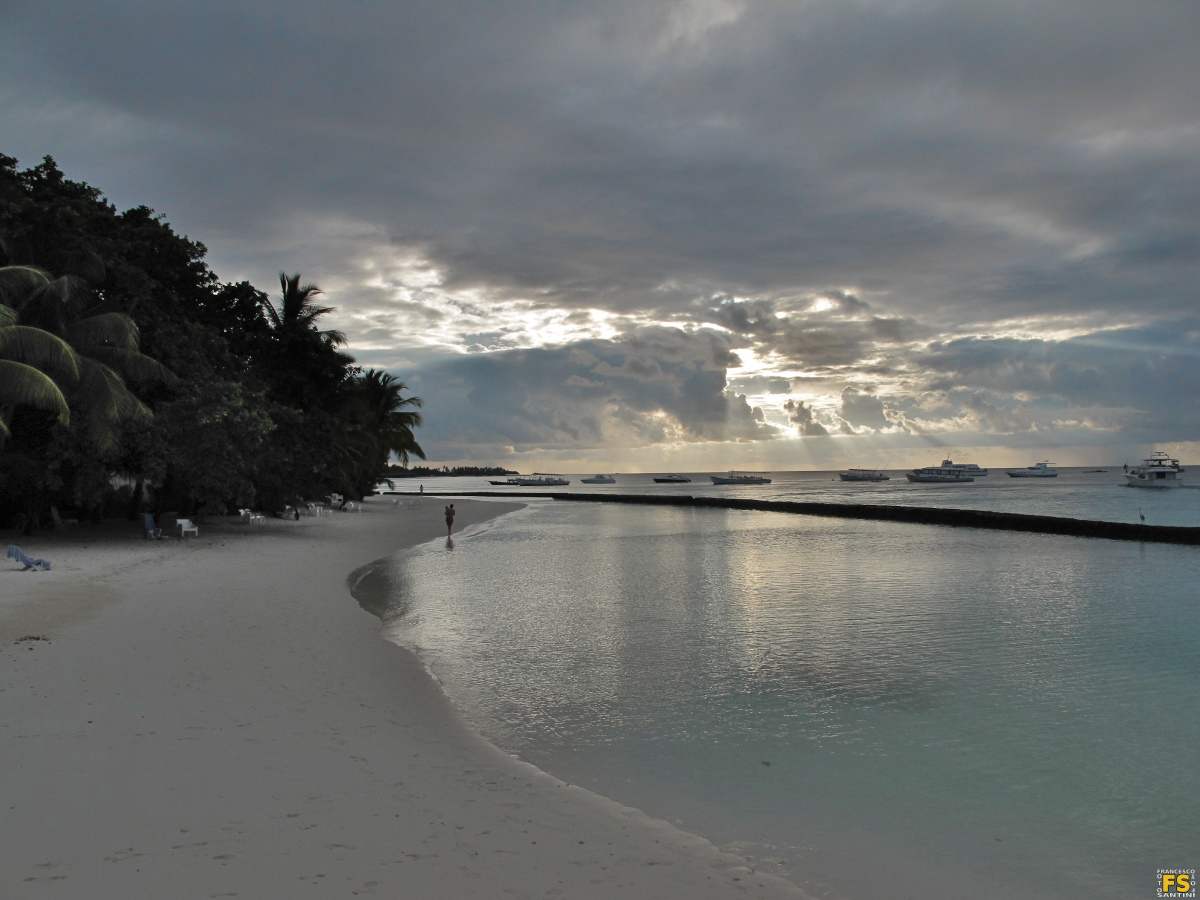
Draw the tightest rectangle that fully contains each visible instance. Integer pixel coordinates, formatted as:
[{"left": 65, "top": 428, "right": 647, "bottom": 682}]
[{"left": 387, "top": 490, "right": 1200, "bottom": 545}]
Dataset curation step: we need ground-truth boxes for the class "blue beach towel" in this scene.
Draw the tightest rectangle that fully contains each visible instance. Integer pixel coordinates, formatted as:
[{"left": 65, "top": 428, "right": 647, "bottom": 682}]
[{"left": 6, "top": 545, "right": 51, "bottom": 571}]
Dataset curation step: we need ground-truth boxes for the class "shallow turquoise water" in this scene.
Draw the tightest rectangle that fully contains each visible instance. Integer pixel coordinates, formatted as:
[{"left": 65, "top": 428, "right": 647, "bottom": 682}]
[{"left": 360, "top": 500, "right": 1200, "bottom": 899}]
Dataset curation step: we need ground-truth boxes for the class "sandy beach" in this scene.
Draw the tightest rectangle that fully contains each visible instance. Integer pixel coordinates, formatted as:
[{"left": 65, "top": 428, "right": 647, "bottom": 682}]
[{"left": 1, "top": 498, "right": 808, "bottom": 899}]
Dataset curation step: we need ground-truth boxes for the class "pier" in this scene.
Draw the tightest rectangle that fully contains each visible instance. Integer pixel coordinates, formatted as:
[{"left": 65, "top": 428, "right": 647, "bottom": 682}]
[{"left": 385, "top": 490, "right": 1200, "bottom": 546}]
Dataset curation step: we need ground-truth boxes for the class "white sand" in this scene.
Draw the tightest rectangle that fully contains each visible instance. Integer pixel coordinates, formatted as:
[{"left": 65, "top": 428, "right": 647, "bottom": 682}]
[{"left": 1, "top": 498, "right": 809, "bottom": 899}]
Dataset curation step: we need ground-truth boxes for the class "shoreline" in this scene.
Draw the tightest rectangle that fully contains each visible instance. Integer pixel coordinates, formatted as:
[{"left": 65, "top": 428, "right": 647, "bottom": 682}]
[{"left": 1, "top": 498, "right": 808, "bottom": 899}]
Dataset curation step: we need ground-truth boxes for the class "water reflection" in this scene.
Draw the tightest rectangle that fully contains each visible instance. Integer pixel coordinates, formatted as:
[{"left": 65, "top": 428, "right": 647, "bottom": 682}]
[{"left": 361, "top": 501, "right": 1200, "bottom": 900}]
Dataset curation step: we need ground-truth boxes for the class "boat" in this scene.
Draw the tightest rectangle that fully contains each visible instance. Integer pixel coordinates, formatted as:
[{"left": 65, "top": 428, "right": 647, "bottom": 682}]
[
  {"left": 513, "top": 473, "right": 571, "bottom": 486},
  {"left": 941, "top": 459, "right": 989, "bottom": 476},
  {"left": 580, "top": 474, "right": 616, "bottom": 484},
  {"left": 906, "top": 462, "right": 974, "bottom": 483},
  {"left": 839, "top": 468, "right": 890, "bottom": 482},
  {"left": 711, "top": 471, "right": 772, "bottom": 485},
  {"left": 1006, "top": 461, "right": 1059, "bottom": 478},
  {"left": 653, "top": 474, "right": 691, "bottom": 483},
  {"left": 1123, "top": 452, "right": 1185, "bottom": 489},
  {"left": 488, "top": 477, "right": 520, "bottom": 485}
]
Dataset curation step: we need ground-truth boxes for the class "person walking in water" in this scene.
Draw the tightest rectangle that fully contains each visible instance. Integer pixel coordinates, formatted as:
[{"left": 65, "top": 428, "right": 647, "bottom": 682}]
[{"left": 444, "top": 503, "right": 456, "bottom": 536}]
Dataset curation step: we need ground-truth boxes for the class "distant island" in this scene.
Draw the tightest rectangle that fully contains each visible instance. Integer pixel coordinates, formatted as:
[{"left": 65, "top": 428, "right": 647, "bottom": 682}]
[{"left": 385, "top": 465, "right": 518, "bottom": 478}]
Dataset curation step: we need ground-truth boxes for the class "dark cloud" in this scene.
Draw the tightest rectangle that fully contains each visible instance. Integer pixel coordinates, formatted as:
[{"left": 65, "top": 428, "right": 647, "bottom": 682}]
[
  {"left": 727, "top": 375, "right": 791, "bottom": 395},
  {"left": 4, "top": 0, "right": 1199, "bottom": 461},
  {"left": 783, "top": 399, "right": 828, "bottom": 437},
  {"left": 838, "top": 387, "right": 891, "bottom": 433},
  {"left": 410, "top": 326, "right": 778, "bottom": 456}
]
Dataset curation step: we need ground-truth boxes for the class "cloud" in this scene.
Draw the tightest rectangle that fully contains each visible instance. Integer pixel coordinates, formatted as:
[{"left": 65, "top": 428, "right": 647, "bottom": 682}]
[
  {"left": 410, "top": 326, "right": 778, "bottom": 458},
  {"left": 5, "top": 0, "right": 1200, "bottom": 463},
  {"left": 838, "top": 387, "right": 891, "bottom": 433},
  {"left": 783, "top": 399, "right": 829, "bottom": 437}
]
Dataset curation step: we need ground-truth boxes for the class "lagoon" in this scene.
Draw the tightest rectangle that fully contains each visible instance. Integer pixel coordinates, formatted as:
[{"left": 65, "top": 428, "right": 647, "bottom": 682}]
[{"left": 359, "top": 498, "right": 1200, "bottom": 899}]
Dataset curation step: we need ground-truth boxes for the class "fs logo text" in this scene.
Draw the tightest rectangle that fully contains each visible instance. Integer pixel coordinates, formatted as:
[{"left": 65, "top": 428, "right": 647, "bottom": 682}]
[{"left": 1159, "top": 870, "right": 1196, "bottom": 898}]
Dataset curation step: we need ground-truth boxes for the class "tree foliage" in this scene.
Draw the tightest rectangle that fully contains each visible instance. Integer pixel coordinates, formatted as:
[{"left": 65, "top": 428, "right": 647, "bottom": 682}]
[{"left": 0, "top": 154, "right": 425, "bottom": 528}]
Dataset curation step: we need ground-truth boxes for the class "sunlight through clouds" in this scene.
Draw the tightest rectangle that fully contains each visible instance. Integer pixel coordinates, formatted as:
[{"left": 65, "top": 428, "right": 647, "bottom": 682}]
[{"left": 6, "top": 0, "right": 1198, "bottom": 468}]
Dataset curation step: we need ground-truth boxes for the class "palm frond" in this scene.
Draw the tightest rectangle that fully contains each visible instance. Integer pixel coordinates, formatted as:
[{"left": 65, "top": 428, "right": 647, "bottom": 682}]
[
  {"left": 75, "top": 357, "right": 152, "bottom": 451},
  {"left": 0, "top": 359, "right": 71, "bottom": 424},
  {"left": 65, "top": 312, "right": 141, "bottom": 351},
  {"left": 0, "top": 325, "right": 81, "bottom": 382},
  {"left": 0, "top": 265, "right": 51, "bottom": 308},
  {"left": 320, "top": 329, "right": 347, "bottom": 347},
  {"left": 84, "top": 345, "right": 176, "bottom": 385}
]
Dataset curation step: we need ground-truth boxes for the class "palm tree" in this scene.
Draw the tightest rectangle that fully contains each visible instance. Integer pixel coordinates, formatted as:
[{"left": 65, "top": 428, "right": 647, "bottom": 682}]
[
  {"left": 0, "top": 267, "right": 76, "bottom": 445},
  {"left": 262, "top": 272, "right": 347, "bottom": 346},
  {"left": 342, "top": 369, "right": 425, "bottom": 496},
  {"left": 359, "top": 369, "right": 425, "bottom": 465},
  {"left": 0, "top": 264, "right": 172, "bottom": 451}
]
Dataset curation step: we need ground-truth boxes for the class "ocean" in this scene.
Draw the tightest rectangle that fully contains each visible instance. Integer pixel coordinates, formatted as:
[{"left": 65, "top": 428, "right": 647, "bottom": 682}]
[{"left": 358, "top": 471, "right": 1200, "bottom": 899}]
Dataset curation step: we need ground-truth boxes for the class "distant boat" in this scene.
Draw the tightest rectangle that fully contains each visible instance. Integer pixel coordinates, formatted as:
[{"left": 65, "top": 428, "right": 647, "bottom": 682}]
[
  {"left": 653, "top": 474, "right": 691, "bottom": 483},
  {"left": 839, "top": 468, "right": 890, "bottom": 482},
  {"left": 906, "top": 462, "right": 974, "bottom": 483},
  {"left": 1007, "top": 461, "right": 1058, "bottom": 478},
  {"left": 941, "top": 459, "right": 989, "bottom": 476},
  {"left": 711, "top": 471, "right": 772, "bottom": 485},
  {"left": 488, "top": 477, "right": 520, "bottom": 485},
  {"left": 580, "top": 474, "right": 616, "bottom": 484},
  {"left": 1124, "top": 452, "right": 1185, "bottom": 489},
  {"left": 513, "top": 473, "right": 571, "bottom": 486}
]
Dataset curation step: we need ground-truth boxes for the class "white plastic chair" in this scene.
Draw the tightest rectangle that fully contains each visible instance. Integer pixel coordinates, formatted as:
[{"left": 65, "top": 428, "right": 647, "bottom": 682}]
[{"left": 177, "top": 518, "right": 199, "bottom": 538}]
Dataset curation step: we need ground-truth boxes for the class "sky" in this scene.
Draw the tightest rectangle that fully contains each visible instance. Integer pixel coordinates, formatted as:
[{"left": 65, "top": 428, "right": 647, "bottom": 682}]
[{"left": 3, "top": 0, "right": 1199, "bottom": 471}]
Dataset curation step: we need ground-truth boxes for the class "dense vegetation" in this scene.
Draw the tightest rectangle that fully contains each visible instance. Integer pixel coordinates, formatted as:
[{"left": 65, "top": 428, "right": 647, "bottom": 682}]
[{"left": 0, "top": 154, "right": 425, "bottom": 530}]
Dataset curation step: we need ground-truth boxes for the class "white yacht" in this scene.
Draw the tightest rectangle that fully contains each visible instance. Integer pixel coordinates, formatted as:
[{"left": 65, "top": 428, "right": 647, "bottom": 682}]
[
  {"left": 653, "top": 474, "right": 691, "bottom": 483},
  {"left": 1006, "top": 461, "right": 1059, "bottom": 478},
  {"left": 941, "top": 459, "right": 989, "bottom": 476},
  {"left": 711, "top": 471, "right": 772, "bottom": 485},
  {"left": 513, "top": 473, "right": 571, "bottom": 486},
  {"left": 580, "top": 474, "right": 616, "bottom": 484},
  {"left": 906, "top": 462, "right": 974, "bottom": 483},
  {"left": 839, "top": 469, "right": 890, "bottom": 482},
  {"left": 1124, "top": 452, "right": 1185, "bottom": 489}
]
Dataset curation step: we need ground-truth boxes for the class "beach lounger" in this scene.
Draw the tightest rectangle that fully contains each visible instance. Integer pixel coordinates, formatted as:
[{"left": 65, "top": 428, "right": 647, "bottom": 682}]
[
  {"left": 7, "top": 545, "right": 51, "bottom": 571},
  {"left": 143, "top": 513, "right": 163, "bottom": 540},
  {"left": 50, "top": 506, "right": 78, "bottom": 528},
  {"left": 176, "top": 518, "right": 199, "bottom": 538}
]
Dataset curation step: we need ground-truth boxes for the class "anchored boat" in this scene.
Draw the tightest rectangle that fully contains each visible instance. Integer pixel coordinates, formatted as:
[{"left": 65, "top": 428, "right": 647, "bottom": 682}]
[
  {"left": 1124, "top": 452, "right": 1185, "bottom": 489},
  {"left": 1006, "top": 461, "right": 1059, "bottom": 478},
  {"left": 711, "top": 471, "right": 772, "bottom": 485},
  {"left": 513, "top": 473, "right": 571, "bottom": 486},
  {"left": 906, "top": 462, "right": 975, "bottom": 483},
  {"left": 839, "top": 468, "right": 890, "bottom": 482}
]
